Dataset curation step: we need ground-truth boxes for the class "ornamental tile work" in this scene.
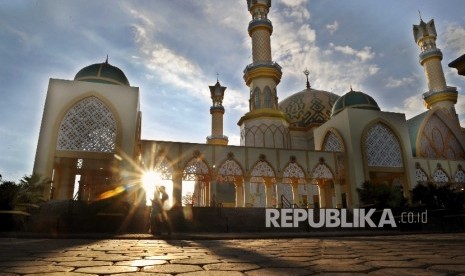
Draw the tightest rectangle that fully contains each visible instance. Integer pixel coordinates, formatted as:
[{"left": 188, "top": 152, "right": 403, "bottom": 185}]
[
  {"left": 323, "top": 131, "right": 344, "bottom": 152},
  {"left": 155, "top": 158, "right": 172, "bottom": 180},
  {"left": 455, "top": 169, "right": 465, "bottom": 183},
  {"left": 365, "top": 123, "right": 403, "bottom": 167},
  {"left": 282, "top": 162, "right": 306, "bottom": 184},
  {"left": 433, "top": 169, "right": 449, "bottom": 183},
  {"left": 218, "top": 159, "right": 243, "bottom": 182},
  {"left": 279, "top": 89, "right": 339, "bottom": 128},
  {"left": 312, "top": 163, "right": 333, "bottom": 179},
  {"left": 420, "top": 113, "right": 465, "bottom": 159},
  {"left": 415, "top": 167, "right": 428, "bottom": 182},
  {"left": 183, "top": 158, "right": 209, "bottom": 181},
  {"left": 57, "top": 96, "right": 116, "bottom": 152}
]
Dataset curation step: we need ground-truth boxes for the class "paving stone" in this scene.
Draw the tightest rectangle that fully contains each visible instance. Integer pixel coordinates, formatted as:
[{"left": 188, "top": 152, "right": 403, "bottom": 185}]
[
  {"left": 44, "top": 256, "right": 93, "bottom": 262},
  {"left": 142, "top": 264, "right": 203, "bottom": 273},
  {"left": 0, "top": 260, "right": 55, "bottom": 267},
  {"left": 57, "top": 260, "right": 113, "bottom": 267},
  {"left": 115, "top": 259, "right": 167, "bottom": 266},
  {"left": 110, "top": 273, "right": 172, "bottom": 276},
  {"left": 369, "top": 268, "right": 447, "bottom": 276},
  {"left": 365, "top": 260, "right": 425, "bottom": 268},
  {"left": 93, "top": 254, "right": 140, "bottom": 261},
  {"left": 203, "top": 263, "right": 260, "bottom": 271},
  {"left": 178, "top": 271, "right": 246, "bottom": 276},
  {"left": 171, "top": 257, "right": 222, "bottom": 265},
  {"left": 428, "top": 265, "right": 465, "bottom": 273},
  {"left": 24, "top": 273, "right": 99, "bottom": 276},
  {"left": 245, "top": 267, "right": 312, "bottom": 275},
  {"left": 74, "top": 265, "right": 138, "bottom": 274},
  {"left": 145, "top": 254, "right": 190, "bottom": 260},
  {"left": 3, "top": 265, "right": 73, "bottom": 274}
]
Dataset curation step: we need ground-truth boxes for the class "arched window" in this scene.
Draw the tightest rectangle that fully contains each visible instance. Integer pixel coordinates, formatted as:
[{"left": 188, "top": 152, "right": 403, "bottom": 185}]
[
  {"left": 364, "top": 123, "right": 403, "bottom": 167},
  {"left": 433, "top": 169, "right": 449, "bottom": 183},
  {"left": 323, "top": 131, "right": 344, "bottom": 152},
  {"left": 218, "top": 159, "right": 243, "bottom": 182},
  {"left": 455, "top": 169, "right": 465, "bottom": 184},
  {"left": 253, "top": 87, "right": 261, "bottom": 109},
  {"left": 264, "top": 86, "right": 272, "bottom": 108},
  {"left": 312, "top": 163, "right": 333, "bottom": 180},
  {"left": 57, "top": 96, "right": 116, "bottom": 153}
]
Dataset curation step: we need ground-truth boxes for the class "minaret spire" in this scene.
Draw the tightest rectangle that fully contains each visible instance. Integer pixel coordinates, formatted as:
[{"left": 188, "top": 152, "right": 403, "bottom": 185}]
[
  {"left": 207, "top": 80, "right": 228, "bottom": 146},
  {"left": 413, "top": 17, "right": 458, "bottom": 114},
  {"left": 238, "top": 0, "right": 290, "bottom": 149},
  {"left": 304, "top": 68, "right": 311, "bottom": 89}
]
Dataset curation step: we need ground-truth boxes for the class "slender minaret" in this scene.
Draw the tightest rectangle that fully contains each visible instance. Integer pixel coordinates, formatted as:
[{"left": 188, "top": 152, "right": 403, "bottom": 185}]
[
  {"left": 413, "top": 17, "right": 458, "bottom": 115},
  {"left": 238, "top": 0, "right": 290, "bottom": 148},
  {"left": 207, "top": 80, "right": 228, "bottom": 145}
]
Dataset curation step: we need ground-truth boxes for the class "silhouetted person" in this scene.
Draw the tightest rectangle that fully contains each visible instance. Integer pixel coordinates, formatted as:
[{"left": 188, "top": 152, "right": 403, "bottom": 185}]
[{"left": 150, "top": 186, "right": 171, "bottom": 236}]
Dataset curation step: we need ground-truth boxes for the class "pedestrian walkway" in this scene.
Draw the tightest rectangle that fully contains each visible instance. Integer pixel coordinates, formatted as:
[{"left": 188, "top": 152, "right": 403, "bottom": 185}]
[{"left": 0, "top": 233, "right": 464, "bottom": 275}]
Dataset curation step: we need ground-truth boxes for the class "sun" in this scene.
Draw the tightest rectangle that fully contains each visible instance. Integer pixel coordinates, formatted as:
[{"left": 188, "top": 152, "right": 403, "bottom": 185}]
[{"left": 142, "top": 171, "right": 173, "bottom": 207}]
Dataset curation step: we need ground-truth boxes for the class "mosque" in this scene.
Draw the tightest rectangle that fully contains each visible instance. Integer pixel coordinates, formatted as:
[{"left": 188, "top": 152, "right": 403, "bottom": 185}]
[{"left": 33, "top": 0, "right": 465, "bottom": 210}]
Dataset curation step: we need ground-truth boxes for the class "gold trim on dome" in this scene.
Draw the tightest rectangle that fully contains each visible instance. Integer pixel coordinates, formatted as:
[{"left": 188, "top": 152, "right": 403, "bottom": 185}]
[
  {"left": 237, "top": 109, "right": 289, "bottom": 126},
  {"left": 244, "top": 66, "right": 282, "bottom": 85},
  {"left": 424, "top": 92, "right": 458, "bottom": 109}
]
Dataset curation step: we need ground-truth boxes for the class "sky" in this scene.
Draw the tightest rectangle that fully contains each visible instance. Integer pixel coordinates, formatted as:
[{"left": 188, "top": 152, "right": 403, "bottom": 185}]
[{"left": 1, "top": 0, "right": 465, "bottom": 182}]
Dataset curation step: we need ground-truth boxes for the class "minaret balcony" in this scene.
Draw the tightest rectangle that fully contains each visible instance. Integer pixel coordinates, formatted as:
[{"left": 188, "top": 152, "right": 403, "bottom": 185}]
[
  {"left": 243, "top": 61, "right": 282, "bottom": 85},
  {"left": 419, "top": 49, "right": 443, "bottom": 64},
  {"left": 248, "top": 18, "right": 273, "bottom": 35}
]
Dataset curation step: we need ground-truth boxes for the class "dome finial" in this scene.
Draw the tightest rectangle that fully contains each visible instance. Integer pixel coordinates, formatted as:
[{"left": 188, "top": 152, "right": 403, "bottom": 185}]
[
  {"left": 303, "top": 68, "right": 311, "bottom": 89},
  {"left": 105, "top": 55, "right": 109, "bottom": 64},
  {"left": 216, "top": 72, "right": 219, "bottom": 83},
  {"left": 418, "top": 10, "right": 423, "bottom": 22},
  {"left": 350, "top": 85, "right": 353, "bottom": 92}
]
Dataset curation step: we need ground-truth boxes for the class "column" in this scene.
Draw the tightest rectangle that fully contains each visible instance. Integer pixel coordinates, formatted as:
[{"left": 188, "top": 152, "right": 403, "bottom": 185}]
[
  {"left": 291, "top": 181, "right": 299, "bottom": 207},
  {"left": 318, "top": 181, "right": 326, "bottom": 208},
  {"left": 306, "top": 183, "right": 314, "bottom": 208},
  {"left": 264, "top": 178, "right": 274, "bottom": 208},
  {"left": 244, "top": 176, "right": 251, "bottom": 207},
  {"left": 334, "top": 181, "right": 343, "bottom": 208},
  {"left": 235, "top": 177, "right": 245, "bottom": 207},
  {"left": 172, "top": 169, "right": 183, "bottom": 206}
]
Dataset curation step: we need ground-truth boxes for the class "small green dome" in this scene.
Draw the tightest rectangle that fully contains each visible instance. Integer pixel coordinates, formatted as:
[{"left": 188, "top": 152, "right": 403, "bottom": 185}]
[
  {"left": 331, "top": 89, "right": 380, "bottom": 117},
  {"left": 74, "top": 61, "right": 130, "bottom": 86}
]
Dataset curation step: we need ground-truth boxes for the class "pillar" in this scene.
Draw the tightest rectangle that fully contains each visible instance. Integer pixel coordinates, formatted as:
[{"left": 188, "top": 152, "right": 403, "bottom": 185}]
[
  {"left": 306, "top": 183, "right": 314, "bottom": 208},
  {"left": 235, "top": 177, "right": 245, "bottom": 207},
  {"left": 244, "top": 176, "right": 251, "bottom": 207},
  {"left": 334, "top": 181, "right": 343, "bottom": 208},
  {"left": 172, "top": 169, "right": 183, "bottom": 206},
  {"left": 318, "top": 181, "right": 326, "bottom": 208},
  {"left": 291, "top": 181, "right": 299, "bottom": 207},
  {"left": 265, "top": 178, "right": 274, "bottom": 208}
]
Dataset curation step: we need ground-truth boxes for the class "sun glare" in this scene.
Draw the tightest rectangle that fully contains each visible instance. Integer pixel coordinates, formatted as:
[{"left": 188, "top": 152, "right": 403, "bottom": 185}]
[{"left": 142, "top": 171, "right": 173, "bottom": 207}]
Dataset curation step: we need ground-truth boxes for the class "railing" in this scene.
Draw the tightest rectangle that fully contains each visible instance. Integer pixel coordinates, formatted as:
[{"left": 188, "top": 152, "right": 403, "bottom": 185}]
[{"left": 280, "top": 195, "right": 298, "bottom": 209}]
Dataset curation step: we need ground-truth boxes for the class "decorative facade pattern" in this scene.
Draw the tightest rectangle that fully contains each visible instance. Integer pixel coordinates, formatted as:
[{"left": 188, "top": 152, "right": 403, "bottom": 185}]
[
  {"left": 433, "top": 169, "right": 449, "bottom": 183},
  {"left": 57, "top": 97, "right": 116, "bottom": 152},
  {"left": 312, "top": 163, "right": 333, "bottom": 179},
  {"left": 419, "top": 113, "right": 465, "bottom": 159},
  {"left": 279, "top": 89, "right": 339, "bottom": 129},
  {"left": 365, "top": 123, "right": 403, "bottom": 167},
  {"left": 455, "top": 169, "right": 465, "bottom": 183},
  {"left": 155, "top": 158, "right": 172, "bottom": 180},
  {"left": 250, "top": 161, "right": 275, "bottom": 183},
  {"left": 242, "top": 123, "right": 290, "bottom": 148},
  {"left": 323, "top": 131, "right": 344, "bottom": 152},
  {"left": 282, "top": 162, "right": 306, "bottom": 184},
  {"left": 218, "top": 159, "right": 243, "bottom": 182},
  {"left": 415, "top": 167, "right": 428, "bottom": 183},
  {"left": 183, "top": 158, "right": 209, "bottom": 181}
]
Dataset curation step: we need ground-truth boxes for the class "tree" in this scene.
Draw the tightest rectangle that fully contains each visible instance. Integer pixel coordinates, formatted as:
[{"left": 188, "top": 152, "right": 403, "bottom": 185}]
[
  {"left": 357, "top": 181, "right": 404, "bottom": 209},
  {"left": 16, "top": 174, "right": 50, "bottom": 204},
  {"left": 0, "top": 181, "right": 20, "bottom": 210}
]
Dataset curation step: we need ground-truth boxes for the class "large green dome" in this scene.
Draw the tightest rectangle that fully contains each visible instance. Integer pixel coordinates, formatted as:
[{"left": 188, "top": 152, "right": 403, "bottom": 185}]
[
  {"left": 74, "top": 61, "right": 130, "bottom": 86},
  {"left": 331, "top": 89, "right": 380, "bottom": 117}
]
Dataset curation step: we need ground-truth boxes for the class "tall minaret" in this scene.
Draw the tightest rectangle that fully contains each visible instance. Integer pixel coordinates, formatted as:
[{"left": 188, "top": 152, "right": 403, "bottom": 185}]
[
  {"left": 238, "top": 0, "right": 290, "bottom": 148},
  {"left": 413, "top": 18, "right": 458, "bottom": 115},
  {"left": 207, "top": 80, "right": 228, "bottom": 146}
]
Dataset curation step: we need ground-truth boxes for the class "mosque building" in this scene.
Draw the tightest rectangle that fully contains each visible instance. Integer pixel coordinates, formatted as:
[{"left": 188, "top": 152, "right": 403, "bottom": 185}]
[{"left": 33, "top": 0, "right": 465, "bottom": 210}]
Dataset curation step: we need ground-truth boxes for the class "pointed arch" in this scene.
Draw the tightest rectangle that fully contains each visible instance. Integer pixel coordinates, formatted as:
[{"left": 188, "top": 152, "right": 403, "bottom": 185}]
[
  {"left": 311, "top": 162, "right": 334, "bottom": 180},
  {"left": 183, "top": 157, "right": 210, "bottom": 181},
  {"left": 432, "top": 165, "right": 449, "bottom": 183},
  {"left": 56, "top": 96, "right": 118, "bottom": 153},
  {"left": 282, "top": 161, "right": 306, "bottom": 184},
  {"left": 250, "top": 160, "right": 276, "bottom": 182},
  {"left": 417, "top": 108, "right": 465, "bottom": 159},
  {"left": 363, "top": 121, "right": 403, "bottom": 167},
  {"left": 217, "top": 158, "right": 244, "bottom": 183},
  {"left": 253, "top": 87, "right": 261, "bottom": 109},
  {"left": 415, "top": 165, "right": 428, "bottom": 183},
  {"left": 455, "top": 168, "right": 465, "bottom": 184},
  {"left": 322, "top": 128, "right": 345, "bottom": 152},
  {"left": 264, "top": 86, "right": 272, "bottom": 108}
]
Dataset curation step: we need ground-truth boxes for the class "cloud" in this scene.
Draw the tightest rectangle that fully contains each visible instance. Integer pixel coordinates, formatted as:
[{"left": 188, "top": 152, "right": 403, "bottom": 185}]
[
  {"left": 386, "top": 76, "right": 417, "bottom": 88},
  {"left": 442, "top": 22, "right": 465, "bottom": 57},
  {"left": 326, "top": 20, "right": 339, "bottom": 35},
  {"left": 330, "top": 44, "right": 376, "bottom": 62},
  {"left": 278, "top": 0, "right": 310, "bottom": 23},
  {"left": 391, "top": 95, "right": 425, "bottom": 119}
]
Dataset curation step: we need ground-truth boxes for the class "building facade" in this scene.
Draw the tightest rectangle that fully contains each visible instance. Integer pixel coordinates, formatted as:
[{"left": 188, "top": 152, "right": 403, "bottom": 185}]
[{"left": 33, "top": 1, "right": 465, "bottom": 209}]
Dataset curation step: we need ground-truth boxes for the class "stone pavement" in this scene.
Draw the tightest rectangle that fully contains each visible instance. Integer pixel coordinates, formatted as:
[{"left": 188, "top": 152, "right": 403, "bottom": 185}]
[{"left": 0, "top": 233, "right": 464, "bottom": 275}]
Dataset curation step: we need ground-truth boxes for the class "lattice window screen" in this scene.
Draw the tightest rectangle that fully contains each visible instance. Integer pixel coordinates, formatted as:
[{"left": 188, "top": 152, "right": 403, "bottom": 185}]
[
  {"left": 455, "top": 170, "right": 465, "bottom": 183},
  {"left": 312, "top": 164, "right": 333, "bottom": 179},
  {"left": 323, "top": 132, "right": 344, "bottom": 152},
  {"left": 433, "top": 169, "right": 449, "bottom": 183},
  {"left": 415, "top": 168, "right": 428, "bottom": 182},
  {"left": 57, "top": 97, "right": 116, "bottom": 153},
  {"left": 365, "top": 123, "right": 403, "bottom": 167}
]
